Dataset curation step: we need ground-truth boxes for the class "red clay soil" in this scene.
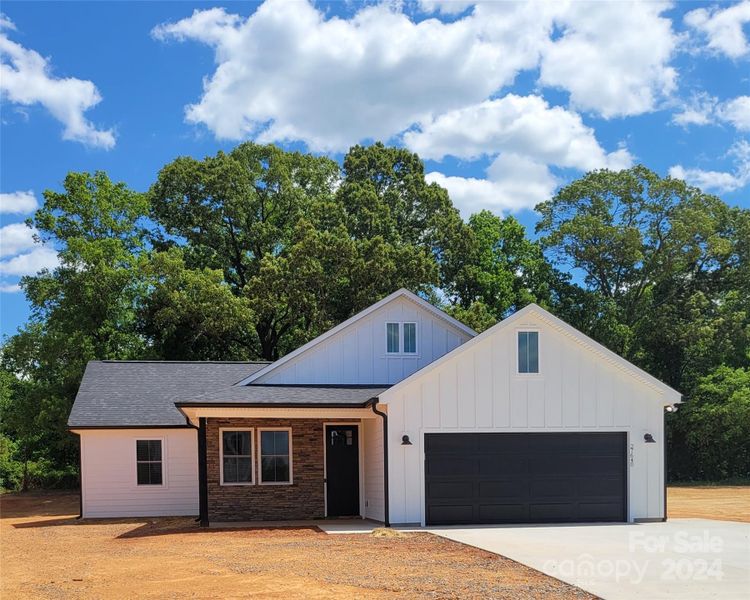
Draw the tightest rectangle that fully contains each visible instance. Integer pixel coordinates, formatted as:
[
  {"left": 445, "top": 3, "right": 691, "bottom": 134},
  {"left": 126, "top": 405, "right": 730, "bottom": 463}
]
[
  {"left": 1, "top": 491, "right": 593, "bottom": 599},
  {"left": 668, "top": 485, "right": 750, "bottom": 523}
]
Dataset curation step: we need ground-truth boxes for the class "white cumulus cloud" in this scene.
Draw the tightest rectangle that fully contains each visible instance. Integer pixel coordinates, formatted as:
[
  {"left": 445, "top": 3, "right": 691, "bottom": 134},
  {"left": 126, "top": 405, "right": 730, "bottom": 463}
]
[
  {"left": 669, "top": 140, "right": 750, "bottom": 193},
  {"left": 685, "top": 0, "right": 750, "bottom": 59},
  {"left": 0, "top": 246, "right": 59, "bottom": 277},
  {"left": 404, "top": 94, "right": 632, "bottom": 170},
  {"left": 673, "top": 94, "right": 750, "bottom": 132},
  {"left": 718, "top": 96, "right": 750, "bottom": 131},
  {"left": 153, "top": 0, "right": 678, "bottom": 150},
  {"left": 0, "top": 16, "right": 115, "bottom": 148},
  {"left": 0, "top": 223, "right": 38, "bottom": 257},
  {"left": 427, "top": 153, "right": 558, "bottom": 217},
  {"left": 538, "top": 1, "right": 677, "bottom": 118},
  {"left": 0, "top": 190, "right": 37, "bottom": 214},
  {"left": 418, "top": 1, "right": 475, "bottom": 15}
]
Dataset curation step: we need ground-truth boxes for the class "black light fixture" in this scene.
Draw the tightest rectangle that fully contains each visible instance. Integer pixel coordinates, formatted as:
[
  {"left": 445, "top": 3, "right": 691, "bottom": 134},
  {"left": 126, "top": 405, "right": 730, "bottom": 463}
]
[
  {"left": 401, "top": 434, "right": 412, "bottom": 446},
  {"left": 644, "top": 433, "right": 656, "bottom": 443}
]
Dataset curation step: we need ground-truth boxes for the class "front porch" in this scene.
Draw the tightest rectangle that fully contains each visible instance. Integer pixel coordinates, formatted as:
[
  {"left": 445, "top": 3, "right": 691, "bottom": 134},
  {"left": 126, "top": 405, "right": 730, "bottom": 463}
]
[{"left": 179, "top": 404, "right": 387, "bottom": 525}]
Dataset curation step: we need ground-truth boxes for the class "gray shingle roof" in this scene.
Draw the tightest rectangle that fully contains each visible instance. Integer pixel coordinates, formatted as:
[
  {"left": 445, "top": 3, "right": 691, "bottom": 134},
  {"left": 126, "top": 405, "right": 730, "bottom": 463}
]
[
  {"left": 68, "top": 361, "right": 269, "bottom": 428},
  {"left": 178, "top": 385, "right": 390, "bottom": 407}
]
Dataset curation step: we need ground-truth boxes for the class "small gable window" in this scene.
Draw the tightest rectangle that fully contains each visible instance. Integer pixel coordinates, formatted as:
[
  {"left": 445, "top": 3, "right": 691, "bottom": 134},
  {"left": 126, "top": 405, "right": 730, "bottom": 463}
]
[
  {"left": 386, "top": 322, "right": 417, "bottom": 354},
  {"left": 403, "top": 322, "right": 417, "bottom": 353},
  {"left": 518, "top": 331, "right": 539, "bottom": 374},
  {"left": 136, "top": 439, "right": 163, "bottom": 486},
  {"left": 386, "top": 322, "right": 400, "bottom": 353}
]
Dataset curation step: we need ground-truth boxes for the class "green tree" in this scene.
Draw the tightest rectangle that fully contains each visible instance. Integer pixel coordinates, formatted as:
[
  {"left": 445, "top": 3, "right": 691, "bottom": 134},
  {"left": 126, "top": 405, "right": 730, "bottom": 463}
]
[
  {"left": 668, "top": 366, "right": 750, "bottom": 481},
  {"left": 2, "top": 172, "right": 150, "bottom": 480},
  {"left": 446, "top": 210, "right": 556, "bottom": 326}
]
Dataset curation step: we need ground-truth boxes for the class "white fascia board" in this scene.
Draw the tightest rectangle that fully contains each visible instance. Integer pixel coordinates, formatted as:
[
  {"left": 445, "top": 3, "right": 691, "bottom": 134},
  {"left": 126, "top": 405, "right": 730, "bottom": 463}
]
[{"left": 235, "top": 288, "right": 476, "bottom": 386}]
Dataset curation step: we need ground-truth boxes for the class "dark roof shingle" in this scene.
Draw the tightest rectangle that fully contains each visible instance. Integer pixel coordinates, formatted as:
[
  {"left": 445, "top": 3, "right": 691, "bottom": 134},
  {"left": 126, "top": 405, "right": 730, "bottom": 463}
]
[
  {"left": 68, "top": 361, "right": 269, "bottom": 428},
  {"left": 178, "top": 385, "right": 389, "bottom": 407}
]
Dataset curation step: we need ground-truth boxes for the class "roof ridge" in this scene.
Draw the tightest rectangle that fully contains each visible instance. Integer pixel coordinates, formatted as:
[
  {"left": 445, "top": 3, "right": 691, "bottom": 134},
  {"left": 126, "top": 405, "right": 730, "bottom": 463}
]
[{"left": 97, "top": 360, "right": 272, "bottom": 364}]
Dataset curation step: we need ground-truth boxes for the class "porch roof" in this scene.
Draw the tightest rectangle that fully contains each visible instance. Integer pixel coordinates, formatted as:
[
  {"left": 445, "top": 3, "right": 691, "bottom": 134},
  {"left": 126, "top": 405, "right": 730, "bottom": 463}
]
[{"left": 176, "top": 384, "right": 390, "bottom": 408}]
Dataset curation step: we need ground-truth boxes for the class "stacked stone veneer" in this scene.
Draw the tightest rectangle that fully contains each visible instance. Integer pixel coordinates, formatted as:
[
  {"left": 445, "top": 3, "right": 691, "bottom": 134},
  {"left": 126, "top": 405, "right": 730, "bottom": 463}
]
[{"left": 206, "top": 418, "right": 356, "bottom": 521}]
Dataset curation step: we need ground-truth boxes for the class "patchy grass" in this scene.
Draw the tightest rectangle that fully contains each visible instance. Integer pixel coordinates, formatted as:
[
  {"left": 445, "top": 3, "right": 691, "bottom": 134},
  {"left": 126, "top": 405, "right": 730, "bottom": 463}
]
[{"left": 1, "top": 491, "right": 592, "bottom": 599}]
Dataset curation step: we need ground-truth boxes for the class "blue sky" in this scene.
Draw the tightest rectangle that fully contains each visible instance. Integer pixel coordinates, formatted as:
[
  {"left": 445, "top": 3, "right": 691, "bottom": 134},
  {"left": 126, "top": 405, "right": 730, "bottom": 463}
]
[{"left": 1, "top": 0, "right": 749, "bottom": 337}]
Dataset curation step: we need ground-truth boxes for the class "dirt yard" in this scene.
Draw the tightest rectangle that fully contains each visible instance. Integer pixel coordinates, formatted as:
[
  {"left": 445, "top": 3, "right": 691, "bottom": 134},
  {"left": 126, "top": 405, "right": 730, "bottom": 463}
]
[
  {"left": 668, "top": 485, "right": 750, "bottom": 523},
  {"left": 0, "top": 492, "right": 592, "bottom": 600}
]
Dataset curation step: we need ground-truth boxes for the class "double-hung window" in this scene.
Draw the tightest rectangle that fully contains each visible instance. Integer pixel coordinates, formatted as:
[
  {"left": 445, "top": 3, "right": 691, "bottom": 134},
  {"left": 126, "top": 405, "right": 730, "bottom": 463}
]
[
  {"left": 136, "top": 439, "right": 163, "bottom": 486},
  {"left": 259, "top": 428, "right": 292, "bottom": 484},
  {"left": 517, "top": 331, "right": 539, "bottom": 374},
  {"left": 221, "top": 429, "right": 253, "bottom": 485},
  {"left": 386, "top": 322, "right": 417, "bottom": 354}
]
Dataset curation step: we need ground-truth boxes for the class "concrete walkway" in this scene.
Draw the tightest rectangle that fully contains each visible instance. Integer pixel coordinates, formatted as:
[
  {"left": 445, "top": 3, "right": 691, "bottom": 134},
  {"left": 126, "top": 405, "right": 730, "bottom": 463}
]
[{"left": 430, "top": 519, "right": 750, "bottom": 600}]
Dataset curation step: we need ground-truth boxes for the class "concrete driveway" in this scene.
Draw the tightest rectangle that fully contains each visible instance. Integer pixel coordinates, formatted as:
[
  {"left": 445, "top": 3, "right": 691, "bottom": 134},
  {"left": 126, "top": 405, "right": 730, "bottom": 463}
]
[{"left": 430, "top": 519, "right": 750, "bottom": 600}]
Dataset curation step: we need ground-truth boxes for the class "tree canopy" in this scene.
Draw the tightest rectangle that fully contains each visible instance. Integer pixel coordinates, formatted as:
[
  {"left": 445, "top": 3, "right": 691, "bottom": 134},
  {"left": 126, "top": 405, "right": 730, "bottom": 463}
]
[{"left": 1, "top": 153, "right": 747, "bottom": 489}]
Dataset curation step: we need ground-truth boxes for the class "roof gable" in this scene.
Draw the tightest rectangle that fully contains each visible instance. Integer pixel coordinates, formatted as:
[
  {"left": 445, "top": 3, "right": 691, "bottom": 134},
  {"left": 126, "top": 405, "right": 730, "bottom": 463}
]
[
  {"left": 237, "top": 289, "right": 476, "bottom": 385},
  {"left": 380, "top": 303, "right": 681, "bottom": 402}
]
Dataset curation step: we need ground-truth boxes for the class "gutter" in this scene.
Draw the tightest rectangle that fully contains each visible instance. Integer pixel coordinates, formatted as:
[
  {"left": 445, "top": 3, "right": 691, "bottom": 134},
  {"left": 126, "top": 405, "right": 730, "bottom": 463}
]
[{"left": 369, "top": 399, "right": 390, "bottom": 527}]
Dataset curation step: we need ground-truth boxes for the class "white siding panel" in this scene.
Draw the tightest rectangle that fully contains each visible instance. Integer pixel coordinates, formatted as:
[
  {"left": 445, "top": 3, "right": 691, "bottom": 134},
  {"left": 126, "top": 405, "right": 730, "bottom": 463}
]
[
  {"left": 363, "top": 417, "right": 385, "bottom": 522},
  {"left": 381, "top": 311, "right": 671, "bottom": 525},
  {"left": 258, "top": 296, "right": 472, "bottom": 385},
  {"left": 80, "top": 429, "right": 198, "bottom": 518},
  {"left": 457, "top": 354, "right": 476, "bottom": 428}
]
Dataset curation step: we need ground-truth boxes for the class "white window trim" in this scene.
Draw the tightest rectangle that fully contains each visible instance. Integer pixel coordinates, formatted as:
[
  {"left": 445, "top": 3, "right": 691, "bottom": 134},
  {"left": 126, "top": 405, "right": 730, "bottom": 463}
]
[
  {"left": 516, "top": 328, "right": 541, "bottom": 375},
  {"left": 257, "top": 427, "right": 293, "bottom": 485},
  {"left": 134, "top": 437, "right": 166, "bottom": 488},
  {"left": 385, "top": 321, "right": 419, "bottom": 356},
  {"left": 219, "top": 427, "right": 255, "bottom": 486}
]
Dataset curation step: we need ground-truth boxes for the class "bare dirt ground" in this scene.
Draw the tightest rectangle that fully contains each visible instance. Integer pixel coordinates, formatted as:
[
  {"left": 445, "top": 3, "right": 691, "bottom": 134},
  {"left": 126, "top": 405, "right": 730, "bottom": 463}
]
[
  {"left": 0, "top": 492, "right": 593, "bottom": 600},
  {"left": 668, "top": 485, "right": 750, "bottom": 523}
]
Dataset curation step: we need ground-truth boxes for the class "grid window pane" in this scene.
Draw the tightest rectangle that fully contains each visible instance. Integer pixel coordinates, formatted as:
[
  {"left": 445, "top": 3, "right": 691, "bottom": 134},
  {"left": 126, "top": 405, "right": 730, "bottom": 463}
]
[
  {"left": 386, "top": 322, "right": 400, "bottom": 353},
  {"left": 136, "top": 440, "right": 163, "bottom": 485},
  {"left": 403, "top": 323, "right": 416, "bottom": 353},
  {"left": 223, "top": 431, "right": 250, "bottom": 456},
  {"left": 260, "top": 430, "right": 290, "bottom": 483},
  {"left": 518, "top": 331, "right": 539, "bottom": 373},
  {"left": 221, "top": 431, "right": 252, "bottom": 483}
]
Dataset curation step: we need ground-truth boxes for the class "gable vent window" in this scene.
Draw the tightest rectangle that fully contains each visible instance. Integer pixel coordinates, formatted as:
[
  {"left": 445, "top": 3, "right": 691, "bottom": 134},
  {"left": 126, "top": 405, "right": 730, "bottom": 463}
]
[
  {"left": 518, "top": 331, "right": 539, "bottom": 374},
  {"left": 386, "top": 322, "right": 418, "bottom": 354},
  {"left": 136, "top": 439, "right": 163, "bottom": 485}
]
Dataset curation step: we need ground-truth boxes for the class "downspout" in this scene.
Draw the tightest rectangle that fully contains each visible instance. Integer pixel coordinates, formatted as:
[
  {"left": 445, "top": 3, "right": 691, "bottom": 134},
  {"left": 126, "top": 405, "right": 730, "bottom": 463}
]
[
  {"left": 197, "top": 417, "right": 209, "bottom": 527},
  {"left": 370, "top": 399, "right": 389, "bottom": 527},
  {"left": 663, "top": 408, "right": 668, "bottom": 522},
  {"left": 183, "top": 412, "right": 209, "bottom": 526},
  {"left": 74, "top": 432, "right": 83, "bottom": 519}
]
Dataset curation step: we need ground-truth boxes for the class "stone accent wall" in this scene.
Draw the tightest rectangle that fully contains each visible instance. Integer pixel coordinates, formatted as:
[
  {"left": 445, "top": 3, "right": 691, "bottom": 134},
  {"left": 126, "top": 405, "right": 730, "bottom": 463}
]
[{"left": 206, "top": 418, "right": 356, "bottom": 521}]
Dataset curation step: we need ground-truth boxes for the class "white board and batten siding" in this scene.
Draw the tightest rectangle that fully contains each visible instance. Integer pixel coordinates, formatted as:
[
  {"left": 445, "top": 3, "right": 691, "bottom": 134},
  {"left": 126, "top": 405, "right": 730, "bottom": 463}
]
[
  {"left": 78, "top": 428, "right": 198, "bottom": 518},
  {"left": 363, "top": 417, "right": 386, "bottom": 521},
  {"left": 379, "top": 307, "right": 680, "bottom": 526},
  {"left": 255, "top": 295, "right": 473, "bottom": 385}
]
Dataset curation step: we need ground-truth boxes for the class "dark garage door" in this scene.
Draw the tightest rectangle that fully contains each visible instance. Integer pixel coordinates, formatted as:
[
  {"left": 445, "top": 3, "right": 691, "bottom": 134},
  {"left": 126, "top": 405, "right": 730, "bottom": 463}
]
[{"left": 425, "top": 432, "right": 627, "bottom": 525}]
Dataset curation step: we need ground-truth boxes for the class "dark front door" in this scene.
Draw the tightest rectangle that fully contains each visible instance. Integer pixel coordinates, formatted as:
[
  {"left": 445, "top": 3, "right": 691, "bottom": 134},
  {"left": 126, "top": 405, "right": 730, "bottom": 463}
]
[
  {"left": 325, "top": 425, "right": 360, "bottom": 517},
  {"left": 425, "top": 432, "right": 627, "bottom": 525}
]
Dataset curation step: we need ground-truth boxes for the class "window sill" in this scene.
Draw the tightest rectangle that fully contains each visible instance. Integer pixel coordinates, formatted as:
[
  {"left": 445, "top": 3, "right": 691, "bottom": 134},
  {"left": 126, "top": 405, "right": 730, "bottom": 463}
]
[
  {"left": 220, "top": 481, "right": 254, "bottom": 486},
  {"left": 258, "top": 481, "right": 294, "bottom": 486}
]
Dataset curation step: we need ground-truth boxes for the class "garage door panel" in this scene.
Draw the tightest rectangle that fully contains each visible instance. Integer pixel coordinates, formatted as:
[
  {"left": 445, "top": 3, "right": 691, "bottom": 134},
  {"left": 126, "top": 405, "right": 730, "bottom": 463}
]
[
  {"left": 425, "top": 432, "right": 626, "bottom": 525},
  {"left": 478, "top": 503, "right": 529, "bottom": 522},
  {"left": 479, "top": 479, "right": 529, "bottom": 500},
  {"left": 478, "top": 457, "right": 529, "bottom": 476},
  {"left": 530, "top": 478, "right": 576, "bottom": 498},
  {"left": 426, "top": 457, "right": 477, "bottom": 477},
  {"left": 427, "top": 504, "right": 473, "bottom": 524}
]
